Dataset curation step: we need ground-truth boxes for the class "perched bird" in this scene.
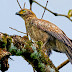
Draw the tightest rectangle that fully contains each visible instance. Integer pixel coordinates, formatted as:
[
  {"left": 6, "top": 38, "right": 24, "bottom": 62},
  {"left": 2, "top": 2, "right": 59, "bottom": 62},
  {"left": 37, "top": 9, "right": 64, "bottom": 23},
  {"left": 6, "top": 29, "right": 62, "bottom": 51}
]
[{"left": 16, "top": 9, "right": 72, "bottom": 63}]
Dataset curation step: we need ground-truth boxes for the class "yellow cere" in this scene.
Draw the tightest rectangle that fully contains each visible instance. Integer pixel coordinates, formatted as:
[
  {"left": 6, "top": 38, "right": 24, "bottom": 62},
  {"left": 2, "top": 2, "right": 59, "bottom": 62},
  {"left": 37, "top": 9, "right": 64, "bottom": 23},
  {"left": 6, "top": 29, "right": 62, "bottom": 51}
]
[{"left": 19, "top": 10, "right": 25, "bottom": 14}]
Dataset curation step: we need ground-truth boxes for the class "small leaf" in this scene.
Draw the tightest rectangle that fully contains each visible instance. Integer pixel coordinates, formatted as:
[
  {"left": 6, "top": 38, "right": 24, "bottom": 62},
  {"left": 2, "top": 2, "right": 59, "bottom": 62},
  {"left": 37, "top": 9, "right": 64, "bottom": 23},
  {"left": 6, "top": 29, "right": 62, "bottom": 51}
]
[{"left": 68, "top": 9, "right": 72, "bottom": 18}]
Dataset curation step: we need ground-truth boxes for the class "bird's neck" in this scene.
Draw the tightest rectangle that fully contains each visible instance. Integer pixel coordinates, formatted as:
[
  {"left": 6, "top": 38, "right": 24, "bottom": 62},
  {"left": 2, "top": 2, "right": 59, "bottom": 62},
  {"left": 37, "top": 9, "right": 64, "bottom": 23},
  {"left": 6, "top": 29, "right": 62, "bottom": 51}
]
[
  {"left": 24, "top": 15, "right": 37, "bottom": 35},
  {"left": 23, "top": 15, "right": 37, "bottom": 24},
  {"left": 22, "top": 14, "right": 37, "bottom": 21}
]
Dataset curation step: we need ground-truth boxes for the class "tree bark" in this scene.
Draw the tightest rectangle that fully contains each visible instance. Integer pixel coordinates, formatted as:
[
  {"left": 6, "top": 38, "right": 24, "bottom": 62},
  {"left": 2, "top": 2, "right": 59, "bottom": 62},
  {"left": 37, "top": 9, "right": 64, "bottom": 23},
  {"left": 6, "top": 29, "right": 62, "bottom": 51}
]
[{"left": 0, "top": 32, "right": 59, "bottom": 72}]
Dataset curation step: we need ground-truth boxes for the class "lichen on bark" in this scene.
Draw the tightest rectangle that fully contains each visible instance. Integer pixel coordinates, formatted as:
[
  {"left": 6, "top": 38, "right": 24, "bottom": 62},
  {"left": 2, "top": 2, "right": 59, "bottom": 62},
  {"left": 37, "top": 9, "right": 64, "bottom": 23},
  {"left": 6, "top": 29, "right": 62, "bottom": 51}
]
[{"left": 0, "top": 32, "right": 59, "bottom": 72}]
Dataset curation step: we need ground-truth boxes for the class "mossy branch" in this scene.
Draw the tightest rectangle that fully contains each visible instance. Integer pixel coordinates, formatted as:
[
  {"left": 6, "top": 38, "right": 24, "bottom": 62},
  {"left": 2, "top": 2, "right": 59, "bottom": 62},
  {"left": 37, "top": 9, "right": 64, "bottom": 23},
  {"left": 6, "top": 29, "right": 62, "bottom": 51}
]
[{"left": 0, "top": 32, "right": 59, "bottom": 72}]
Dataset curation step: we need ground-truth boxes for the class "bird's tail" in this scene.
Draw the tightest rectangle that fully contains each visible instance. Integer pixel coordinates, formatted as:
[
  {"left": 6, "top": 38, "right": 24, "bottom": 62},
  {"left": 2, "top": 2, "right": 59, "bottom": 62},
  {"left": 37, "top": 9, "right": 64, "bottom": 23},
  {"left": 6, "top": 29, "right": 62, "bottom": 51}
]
[{"left": 65, "top": 46, "right": 72, "bottom": 63}]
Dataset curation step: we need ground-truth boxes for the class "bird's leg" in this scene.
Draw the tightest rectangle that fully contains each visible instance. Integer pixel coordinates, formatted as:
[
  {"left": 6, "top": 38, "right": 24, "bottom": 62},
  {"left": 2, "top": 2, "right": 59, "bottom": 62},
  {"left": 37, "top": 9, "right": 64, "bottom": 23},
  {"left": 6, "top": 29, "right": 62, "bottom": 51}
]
[
  {"left": 44, "top": 40, "right": 52, "bottom": 56},
  {"left": 42, "top": 41, "right": 47, "bottom": 48},
  {"left": 41, "top": 40, "right": 48, "bottom": 53},
  {"left": 47, "top": 48, "right": 52, "bottom": 56}
]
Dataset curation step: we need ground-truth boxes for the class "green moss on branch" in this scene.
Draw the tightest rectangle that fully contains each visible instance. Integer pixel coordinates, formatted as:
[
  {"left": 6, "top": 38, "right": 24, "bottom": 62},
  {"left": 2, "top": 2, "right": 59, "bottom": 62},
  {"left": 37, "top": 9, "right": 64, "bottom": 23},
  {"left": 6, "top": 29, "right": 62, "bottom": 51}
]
[{"left": 0, "top": 33, "right": 59, "bottom": 72}]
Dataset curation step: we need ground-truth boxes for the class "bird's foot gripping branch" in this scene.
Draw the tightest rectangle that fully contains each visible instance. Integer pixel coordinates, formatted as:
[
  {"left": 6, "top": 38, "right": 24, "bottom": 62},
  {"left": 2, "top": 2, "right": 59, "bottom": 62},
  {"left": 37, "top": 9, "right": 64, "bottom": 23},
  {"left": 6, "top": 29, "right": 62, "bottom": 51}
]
[{"left": 0, "top": 32, "right": 59, "bottom": 72}]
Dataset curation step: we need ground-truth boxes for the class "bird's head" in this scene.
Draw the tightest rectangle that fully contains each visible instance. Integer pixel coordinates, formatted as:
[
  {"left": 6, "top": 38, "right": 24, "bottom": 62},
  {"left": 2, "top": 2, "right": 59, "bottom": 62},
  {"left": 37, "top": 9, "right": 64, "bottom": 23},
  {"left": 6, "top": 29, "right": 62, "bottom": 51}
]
[{"left": 16, "top": 9, "right": 37, "bottom": 20}]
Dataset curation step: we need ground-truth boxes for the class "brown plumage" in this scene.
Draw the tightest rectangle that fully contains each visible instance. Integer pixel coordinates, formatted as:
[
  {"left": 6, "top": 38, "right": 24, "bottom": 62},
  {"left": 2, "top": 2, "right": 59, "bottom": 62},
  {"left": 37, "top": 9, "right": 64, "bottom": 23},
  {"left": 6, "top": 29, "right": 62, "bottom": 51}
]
[{"left": 16, "top": 9, "right": 72, "bottom": 63}]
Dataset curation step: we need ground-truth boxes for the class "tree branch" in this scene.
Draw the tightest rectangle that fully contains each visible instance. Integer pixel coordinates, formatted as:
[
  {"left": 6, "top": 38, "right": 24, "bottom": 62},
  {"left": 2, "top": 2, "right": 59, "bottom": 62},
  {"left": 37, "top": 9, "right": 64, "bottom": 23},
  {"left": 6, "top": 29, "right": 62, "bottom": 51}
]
[
  {"left": 9, "top": 27, "right": 27, "bottom": 35},
  {"left": 0, "top": 32, "right": 59, "bottom": 72},
  {"left": 17, "top": 0, "right": 22, "bottom": 9},
  {"left": 57, "top": 59, "right": 69, "bottom": 70},
  {"left": 33, "top": 0, "right": 72, "bottom": 22},
  {"left": 41, "top": 1, "right": 48, "bottom": 19}
]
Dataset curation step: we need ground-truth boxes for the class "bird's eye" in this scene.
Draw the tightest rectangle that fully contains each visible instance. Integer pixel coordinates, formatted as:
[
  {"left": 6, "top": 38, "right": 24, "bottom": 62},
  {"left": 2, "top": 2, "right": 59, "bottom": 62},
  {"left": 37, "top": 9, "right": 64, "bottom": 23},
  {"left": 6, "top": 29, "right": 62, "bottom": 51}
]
[{"left": 22, "top": 10, "right": 25, "bottom": 12}]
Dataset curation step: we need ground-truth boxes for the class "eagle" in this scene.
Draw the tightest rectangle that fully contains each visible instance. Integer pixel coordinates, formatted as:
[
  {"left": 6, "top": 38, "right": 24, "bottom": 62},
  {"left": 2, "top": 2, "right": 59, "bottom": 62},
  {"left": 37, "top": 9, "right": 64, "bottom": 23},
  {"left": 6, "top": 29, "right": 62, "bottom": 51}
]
[{"left": 16, "top": 8, "right": 72, "bottom": 63}]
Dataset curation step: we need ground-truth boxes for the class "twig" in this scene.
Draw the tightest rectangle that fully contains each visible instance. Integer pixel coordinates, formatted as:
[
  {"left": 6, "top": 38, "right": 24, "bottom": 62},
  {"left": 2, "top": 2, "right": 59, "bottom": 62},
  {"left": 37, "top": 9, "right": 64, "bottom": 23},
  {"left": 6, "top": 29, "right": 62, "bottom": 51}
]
[
  {"left": 23, "top": 2, "right": 26, "bottom": 9},
  {"left": 17, "top": 0, "right": 22, "bottom": 9},
  {"left": 33, "top": 0, "right": 72, "bottom": 21},
  {"left": 57, "top": 59, "right": 69, "bottom": 70},
  {"left": 9, "top": 27, "right": 27, "bottom": 35},
  {"left": 41, "top": 1, "right": 48, "bottom": 19},
  {"left": 29, "top": 0, "right": 33, "bottom": 10}
]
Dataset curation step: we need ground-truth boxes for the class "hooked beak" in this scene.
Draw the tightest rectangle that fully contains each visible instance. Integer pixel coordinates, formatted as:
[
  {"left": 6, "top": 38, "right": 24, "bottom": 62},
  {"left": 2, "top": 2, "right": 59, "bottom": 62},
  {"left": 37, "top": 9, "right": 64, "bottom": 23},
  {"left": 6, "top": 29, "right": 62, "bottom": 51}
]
[{"left": 15, "top": 12, "right": 21, "bottom": 16}]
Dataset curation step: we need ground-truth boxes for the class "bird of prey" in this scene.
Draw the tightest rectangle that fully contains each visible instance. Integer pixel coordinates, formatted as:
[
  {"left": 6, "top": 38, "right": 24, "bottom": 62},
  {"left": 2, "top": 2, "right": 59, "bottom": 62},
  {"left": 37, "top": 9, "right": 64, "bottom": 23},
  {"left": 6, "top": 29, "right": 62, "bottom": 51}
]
[{"left": 16, "top": 9, "right": 72, "bottom": 63}]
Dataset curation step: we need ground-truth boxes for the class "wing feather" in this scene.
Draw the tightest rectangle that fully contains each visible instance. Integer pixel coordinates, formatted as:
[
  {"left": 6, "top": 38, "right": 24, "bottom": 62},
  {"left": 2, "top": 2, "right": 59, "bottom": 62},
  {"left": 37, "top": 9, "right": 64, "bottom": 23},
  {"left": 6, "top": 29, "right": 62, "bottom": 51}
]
[
  {"left": 32, "top": 19, "right": 72, "bottom": 63},
  {"left": 33, "top": 19, "right": 72, "bottom": 48}
]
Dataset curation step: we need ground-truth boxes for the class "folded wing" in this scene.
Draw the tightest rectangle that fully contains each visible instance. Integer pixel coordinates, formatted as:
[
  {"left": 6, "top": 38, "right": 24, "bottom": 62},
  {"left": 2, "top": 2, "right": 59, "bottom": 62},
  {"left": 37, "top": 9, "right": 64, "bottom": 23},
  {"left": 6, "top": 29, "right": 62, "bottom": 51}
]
[{"left": 33, "top": 19, "right": 72, "bottom": 63}]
